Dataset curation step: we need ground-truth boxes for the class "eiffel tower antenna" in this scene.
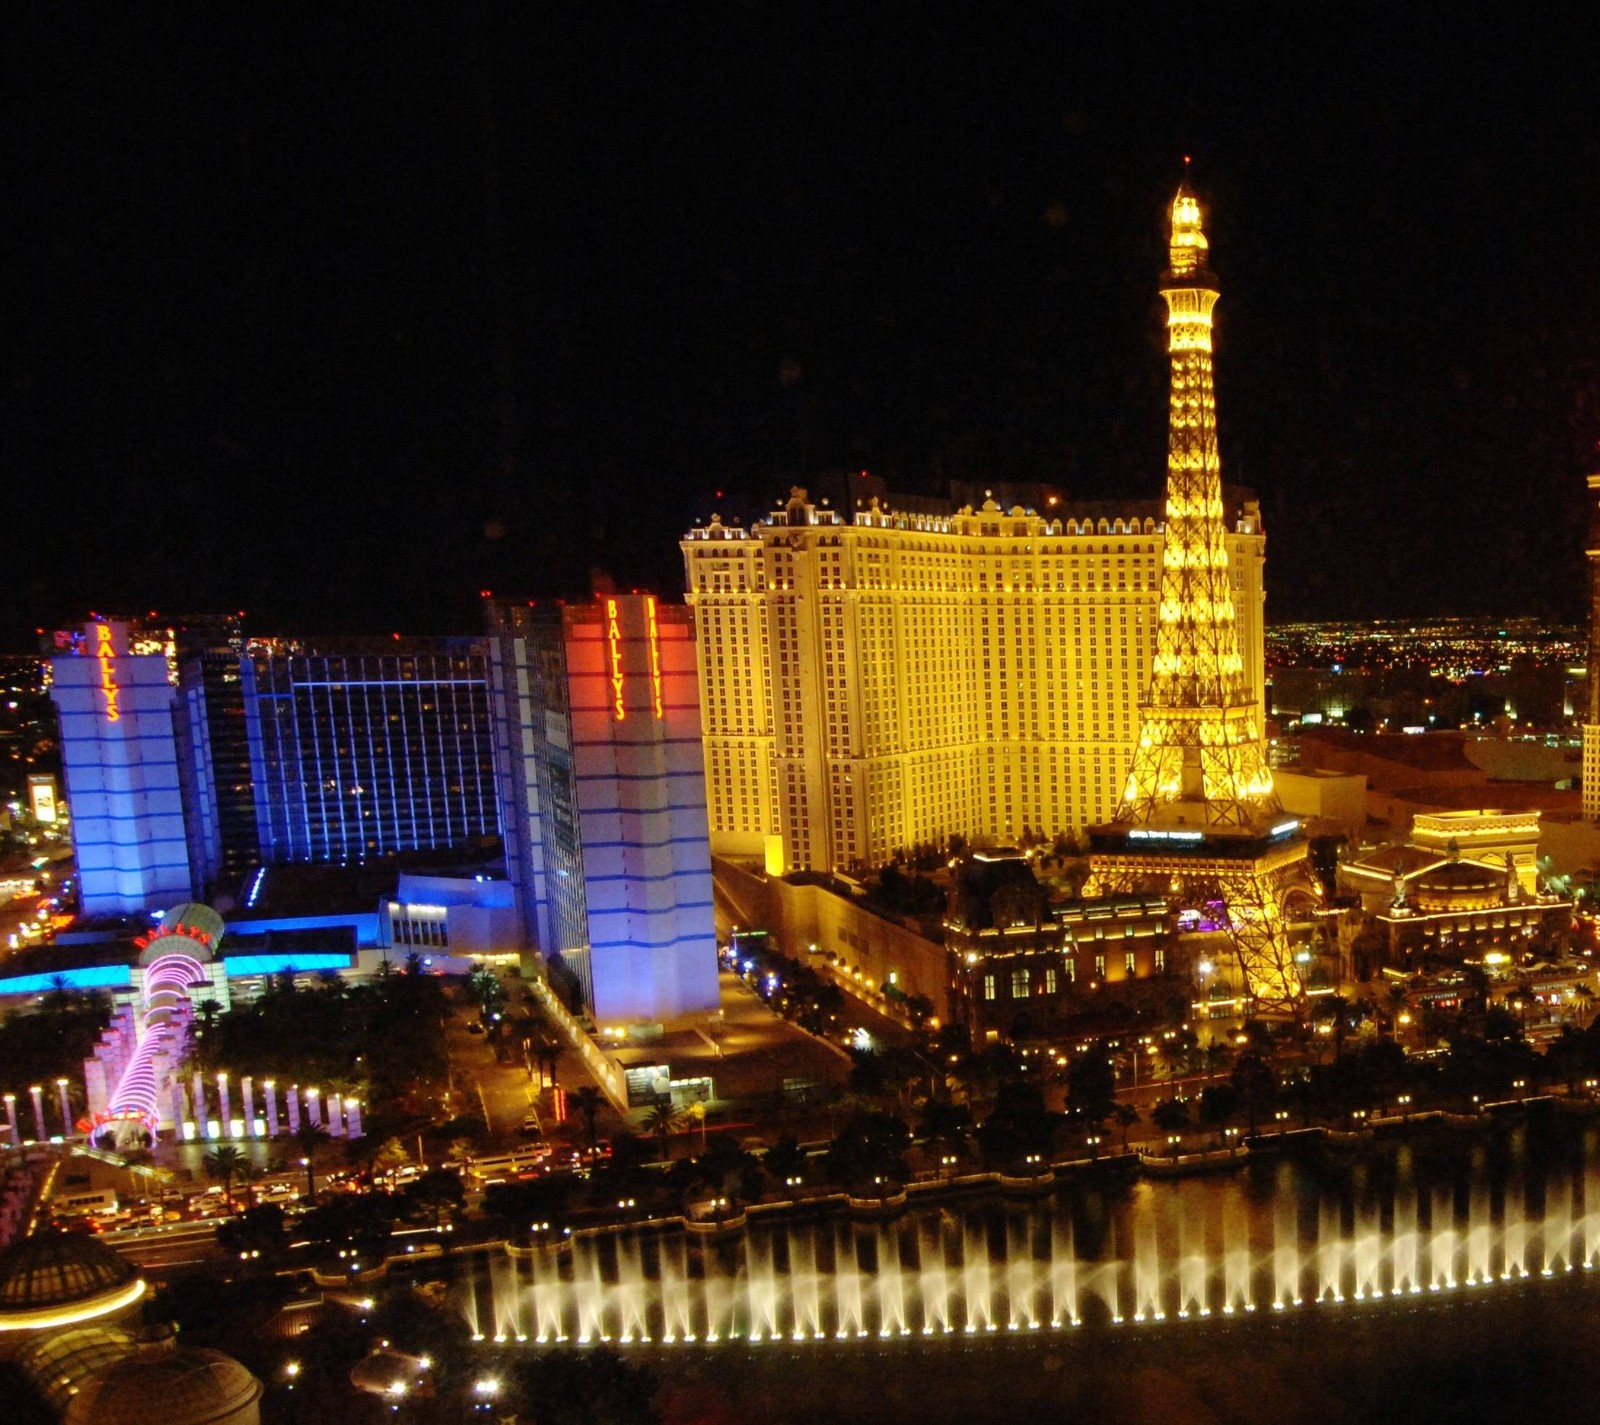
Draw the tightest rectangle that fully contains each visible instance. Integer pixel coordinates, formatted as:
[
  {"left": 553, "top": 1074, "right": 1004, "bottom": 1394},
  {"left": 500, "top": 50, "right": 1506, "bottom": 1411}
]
[{"left": 1090, "top": 177, "right": 1312, "bottom": 1015}]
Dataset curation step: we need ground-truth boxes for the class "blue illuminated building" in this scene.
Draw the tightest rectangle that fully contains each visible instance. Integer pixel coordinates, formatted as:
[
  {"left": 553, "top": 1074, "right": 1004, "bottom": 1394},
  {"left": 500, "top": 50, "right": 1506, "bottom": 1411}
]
[
  {"left": 50, "top": 621, "right": 191, "bottom": 916},
  {"left": 50, "top": 605, "right": 719, "bottom": 1025}
]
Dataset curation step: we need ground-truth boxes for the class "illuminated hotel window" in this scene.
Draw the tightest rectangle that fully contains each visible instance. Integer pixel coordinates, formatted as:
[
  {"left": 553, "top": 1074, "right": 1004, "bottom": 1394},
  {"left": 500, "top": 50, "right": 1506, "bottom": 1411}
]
[
  {"left": 983, "top": 974, "right": 997, "bottom": 1001},
  {"left": 1011, "top": 968, "right": 1030, "bottom": 998}
]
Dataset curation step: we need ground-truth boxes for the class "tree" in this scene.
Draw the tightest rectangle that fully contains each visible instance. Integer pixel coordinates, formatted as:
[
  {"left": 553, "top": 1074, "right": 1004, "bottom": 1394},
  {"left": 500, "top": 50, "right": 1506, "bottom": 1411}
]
[
  {"left": 570, "top": 1086, "right": 607, "bottom": 1161},
  {"left": 1230, "top": 1051, "right": 1279, "bottom": 1137},
  {"left": 1066, "top": 1053, "right": 1117, "bottom": 1129},
  {"left": 643, "top": 1101, "right": 684, "bottom": 1161},
  {"left": 1575, "top": 983, "right": 1595, "bottom": 1029},
  {"left": 763, "top": 1135, "right": 807, "bottom": 1183},
  {"left": 1112, "top": 1102, "right": 1140, "bottom": 1151},
  {"left": 468, "top": 966, "right": 508, "bottom": 1027},
  {"left": 1316, "top": 995, "right": 1354, "bottom": 1061},
  {"left": 203, "top": 1144, "right": 247, "bottom": 1212},
  {"left": 1151, "top": 1097, "right": 1191, "bottom": 1135},
  {"left": 976, "top": 1081, "right": 1060, "bottom": 1170},
  {"left": 824, "top": 1110, "right": 912, "bottom": 1190},
  {"left": 399, "top": 1168, "right": 466, "bottom": 1227},
  {"left": 215, "top": 1202, "right": 286, "bottom": 1258},
  {"left": 291, "top": 1121, "right": 329, "bottom": 1201}
]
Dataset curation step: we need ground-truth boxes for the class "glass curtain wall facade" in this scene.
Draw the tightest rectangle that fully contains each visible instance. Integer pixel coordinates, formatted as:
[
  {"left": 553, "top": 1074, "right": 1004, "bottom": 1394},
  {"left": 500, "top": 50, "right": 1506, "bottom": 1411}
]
[
  {"left": 484, "top": 601, "right": 590, "bottom": 972},
  {"left": 244, "top": 640, "right": 500, "bottom": 863}
]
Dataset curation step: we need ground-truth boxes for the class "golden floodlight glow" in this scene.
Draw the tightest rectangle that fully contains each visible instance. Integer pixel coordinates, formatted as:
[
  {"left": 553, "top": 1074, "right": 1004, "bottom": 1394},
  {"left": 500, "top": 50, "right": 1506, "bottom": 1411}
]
[{"left": 0, "top": 1275, "right": 145, "bottom": 1332}]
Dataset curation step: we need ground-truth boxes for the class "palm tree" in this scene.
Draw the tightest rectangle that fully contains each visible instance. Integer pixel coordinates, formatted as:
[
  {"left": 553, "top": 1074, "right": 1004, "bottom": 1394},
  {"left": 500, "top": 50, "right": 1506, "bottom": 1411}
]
[
  {"left": 203, "top": 1144, "right": 247, "bottom": 1212},
  {"left": 569, "top": 1086, "right": 606, "bottom": 1161},
  {"left": 1113, "top": 1102, "right": 1140, "bottom": 1152},
  {"left": 644, "top": 1100, "right": 683, "bottom": 1160},
  {"left": 1574, "top": 983, "right": 1595, "bottom": 1029},
  {"left": 468, "top": 967, "right": 506, "bottom": 1024},
  {"left": 236, "top": 1160, "right": 267, "bottom": 1210},
  {"left": 291, "top": 1121, "right": 329, "bottom": 1201}
]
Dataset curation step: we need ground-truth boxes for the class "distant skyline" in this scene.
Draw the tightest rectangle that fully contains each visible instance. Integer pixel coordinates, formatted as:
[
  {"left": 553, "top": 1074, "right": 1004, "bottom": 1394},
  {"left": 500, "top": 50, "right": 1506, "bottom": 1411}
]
[{"left": 7, "top": 12, "right": 1600, "bottom": 647}]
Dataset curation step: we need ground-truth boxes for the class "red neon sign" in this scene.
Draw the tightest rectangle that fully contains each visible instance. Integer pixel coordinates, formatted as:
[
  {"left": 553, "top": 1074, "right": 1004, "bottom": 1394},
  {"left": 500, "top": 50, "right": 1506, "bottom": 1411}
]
[
  {"left": 605, "top": 598, "right": 627, "bottom": 721},
  {"left": 95, "top": 624, "right": 120, "bottom": 723},
  {"left": 645, "top": 596, "right": 664, "bottom": 719},
  {"left": 132, "top": 924, "right": 212, "bottom": 951}
]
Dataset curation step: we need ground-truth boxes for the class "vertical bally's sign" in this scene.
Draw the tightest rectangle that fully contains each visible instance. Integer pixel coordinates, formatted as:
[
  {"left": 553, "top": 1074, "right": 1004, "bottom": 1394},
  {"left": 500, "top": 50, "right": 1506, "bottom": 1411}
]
[
  {"left": 605, "top": 598, "right": 627, "bottom": 721},
  {"left": 645, "top": 596, "right": 664, "bottom": 719},
  {"left": 604, "top": 597, "right": 667, "bottom": 723},
  {"left": 94, "top": 624, "right": 120, "bottom": 723}
]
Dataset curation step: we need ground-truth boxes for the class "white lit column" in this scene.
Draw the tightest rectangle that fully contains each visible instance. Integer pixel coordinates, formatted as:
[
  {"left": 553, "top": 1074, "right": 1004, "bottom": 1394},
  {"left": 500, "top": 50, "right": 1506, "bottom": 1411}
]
[
  {"left": 3, "top": 1093, "right": 17, "bottom": 1146},
  {"left": 56, "top": 1079, "right": 72, "bottom": 1137},
  {"left": 242, "top": 1076, "right": 258, "bottom": 1136},
  {"left": 264, "top": 1081, "right": 280, "bottom": 1137},
  {"left": 345, "top": 1097, "right": 363, "bottom": 1139},
  {"left": 327, "top": 1092, "right": 344, "bottom": 1137},
  {"left": 28, "top": 1086, "right": 46, "bottom": 1141},
  {"left": 285, "top": 1085, "right": 301, "bottom": 1134},
  {"left": 216, "top": 1073, "right": 232, "bottom": 1130},
  {"left": 305, "top": 1087, "right": 322, "bottom": 1128},
  {"left": 192, "top": 1072, "right": 209, "bottom": 1137},
  {"left": 171, "top": 1077, "right": 187, "bottom": 1136}
]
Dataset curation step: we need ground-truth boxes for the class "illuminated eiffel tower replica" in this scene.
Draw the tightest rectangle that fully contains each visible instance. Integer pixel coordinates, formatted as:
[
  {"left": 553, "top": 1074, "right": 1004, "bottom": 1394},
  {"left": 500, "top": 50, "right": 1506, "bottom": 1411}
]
[{"left": 1089, "top": 180, "right": 1311, "bottom": 1016}]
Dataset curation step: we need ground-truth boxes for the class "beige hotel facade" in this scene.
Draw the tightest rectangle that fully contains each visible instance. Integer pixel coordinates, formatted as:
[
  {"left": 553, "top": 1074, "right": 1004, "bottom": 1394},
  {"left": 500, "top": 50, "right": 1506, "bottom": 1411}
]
[{"left": 682, "top": 482, "right": 1267, "bottom": 874}]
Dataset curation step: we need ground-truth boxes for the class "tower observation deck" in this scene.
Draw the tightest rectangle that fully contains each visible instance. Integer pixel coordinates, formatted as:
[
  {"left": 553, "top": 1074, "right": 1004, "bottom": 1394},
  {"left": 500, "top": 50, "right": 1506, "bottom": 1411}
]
[{"left": 1090, "top": 180, "right": 1314, "bottom": 1015}]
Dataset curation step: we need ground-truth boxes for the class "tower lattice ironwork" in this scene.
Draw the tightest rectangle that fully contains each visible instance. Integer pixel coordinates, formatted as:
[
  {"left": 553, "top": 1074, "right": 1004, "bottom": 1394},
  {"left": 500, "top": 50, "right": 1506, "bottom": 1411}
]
[{"left": 1090, "top": 180, "right": 1311, "bottom": 1015}]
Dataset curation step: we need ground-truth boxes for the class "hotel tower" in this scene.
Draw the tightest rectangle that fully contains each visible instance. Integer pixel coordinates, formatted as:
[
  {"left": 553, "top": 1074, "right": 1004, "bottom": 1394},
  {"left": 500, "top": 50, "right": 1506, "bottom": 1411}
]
[{"left": 682, "top": 218, "right": 1270, "bottom": 876}]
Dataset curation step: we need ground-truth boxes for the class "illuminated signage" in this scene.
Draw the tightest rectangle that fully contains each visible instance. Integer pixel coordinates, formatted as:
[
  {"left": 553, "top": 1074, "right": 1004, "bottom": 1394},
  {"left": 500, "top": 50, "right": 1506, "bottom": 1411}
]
[
  {"left": 94, "top": 623, "right": 120, "bottom": 722},
  {"left": 605, "top": 598, "right": 627, "bottom": 720},
  {"left": 27, "top": 776, "right": 56, "bottom": 825},
  {"left": 645, "top": 596, "right": 664, "bottom": 719},
  {"left": 1128, "top": 828, "right": 1205, "bottom": 843},
  {"left": 132, "top": 923, "right": 212, "bottom": 951}
]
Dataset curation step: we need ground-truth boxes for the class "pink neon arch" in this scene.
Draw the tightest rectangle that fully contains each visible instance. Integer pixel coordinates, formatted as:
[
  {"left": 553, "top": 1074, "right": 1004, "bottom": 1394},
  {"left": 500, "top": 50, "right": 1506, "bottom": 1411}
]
[{"left": 95, "top": 950, "right": 212, "bottom": 1134}]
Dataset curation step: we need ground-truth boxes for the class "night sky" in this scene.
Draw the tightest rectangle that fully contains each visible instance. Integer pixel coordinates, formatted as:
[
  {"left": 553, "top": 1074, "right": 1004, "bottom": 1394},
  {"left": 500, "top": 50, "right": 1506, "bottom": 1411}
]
[{"left": 7, "top": 10, "right": 1600, "bottom": 647}]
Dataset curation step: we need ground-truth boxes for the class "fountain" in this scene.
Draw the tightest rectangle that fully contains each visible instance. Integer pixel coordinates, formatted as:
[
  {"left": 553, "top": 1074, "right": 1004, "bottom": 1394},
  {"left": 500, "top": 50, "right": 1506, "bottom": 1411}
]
[{"left": 464, "top": 1137, "right": 1600, "bottom": 1348}]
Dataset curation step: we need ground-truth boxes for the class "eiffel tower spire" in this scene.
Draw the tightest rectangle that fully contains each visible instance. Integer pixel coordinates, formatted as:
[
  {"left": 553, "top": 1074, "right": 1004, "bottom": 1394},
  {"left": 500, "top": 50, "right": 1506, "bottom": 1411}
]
[
  {"left": 1115, "top": 181, "right": 1279, "bottom": 829},
  {"left": 1091, "top": 179, "right": 1311, "bottom": 1016}
]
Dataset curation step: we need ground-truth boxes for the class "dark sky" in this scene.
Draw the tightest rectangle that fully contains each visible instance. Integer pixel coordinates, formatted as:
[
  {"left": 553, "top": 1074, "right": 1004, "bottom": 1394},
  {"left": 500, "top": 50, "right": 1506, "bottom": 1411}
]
[{"left": 7, "top": 9, "right": 1600, "bottom": 646}]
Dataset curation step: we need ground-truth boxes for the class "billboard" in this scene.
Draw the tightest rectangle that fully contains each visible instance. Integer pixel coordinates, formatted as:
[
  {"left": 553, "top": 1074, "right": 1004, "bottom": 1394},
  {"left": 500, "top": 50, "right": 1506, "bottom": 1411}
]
[{"left": 27, "top": 775, "right": 57, "bottom": 825}]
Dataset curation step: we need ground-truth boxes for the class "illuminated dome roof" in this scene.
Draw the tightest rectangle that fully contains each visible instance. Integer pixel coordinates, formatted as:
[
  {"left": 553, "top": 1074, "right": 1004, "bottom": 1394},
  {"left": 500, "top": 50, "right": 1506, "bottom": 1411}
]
[
  {"left": 65, "top": 1344, "right": 262, "bottom": 1425},
  {"left": 0, "top": 1230, "right": 142, "bottom": 1328}
]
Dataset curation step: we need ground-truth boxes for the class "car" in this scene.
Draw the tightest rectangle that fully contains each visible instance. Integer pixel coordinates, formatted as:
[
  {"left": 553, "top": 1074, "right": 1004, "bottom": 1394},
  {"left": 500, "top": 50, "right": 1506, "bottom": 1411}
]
[
  {"left": 466, "top": 1021, "right": 485, "bottom": 1035},
  {"left": 519, "top": 1116, "right": 544, "bottom": 1138}
]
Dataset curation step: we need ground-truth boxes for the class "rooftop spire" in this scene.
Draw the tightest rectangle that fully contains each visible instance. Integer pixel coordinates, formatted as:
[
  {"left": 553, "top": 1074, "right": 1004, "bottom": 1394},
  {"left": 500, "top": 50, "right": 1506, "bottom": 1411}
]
[{"left": 1168, "top": 170, "right": 1209, "bottom": 279}]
